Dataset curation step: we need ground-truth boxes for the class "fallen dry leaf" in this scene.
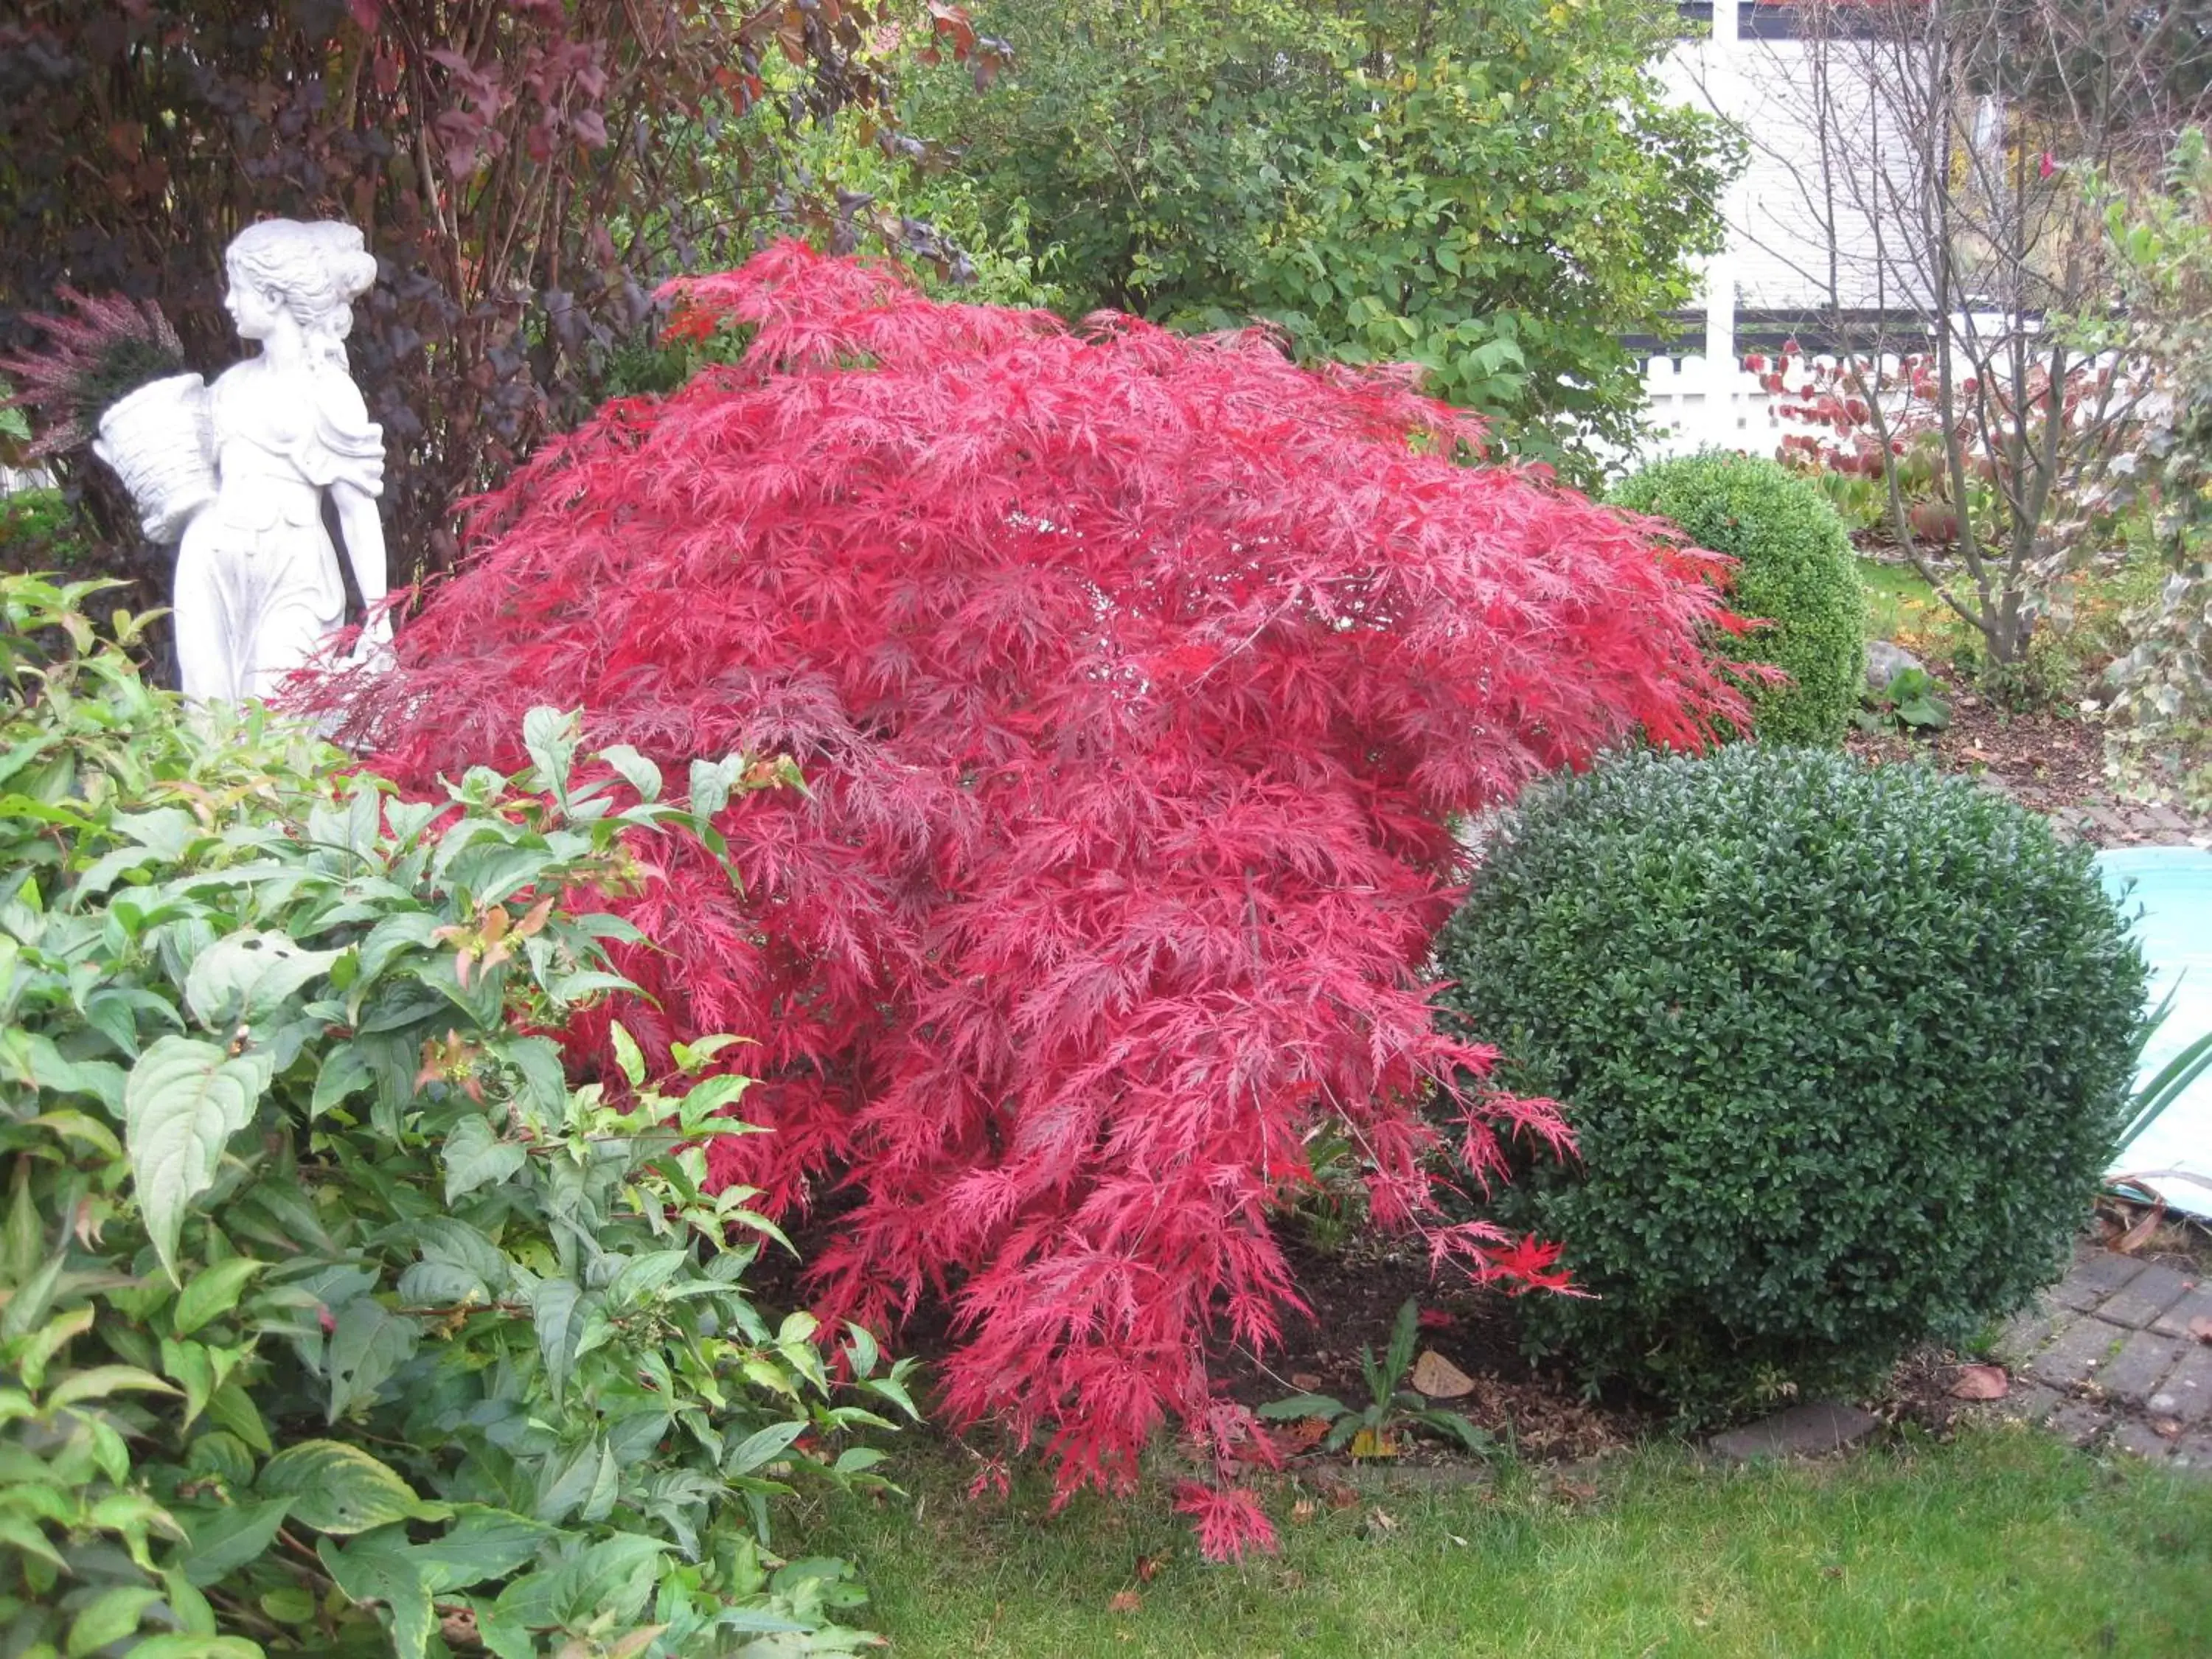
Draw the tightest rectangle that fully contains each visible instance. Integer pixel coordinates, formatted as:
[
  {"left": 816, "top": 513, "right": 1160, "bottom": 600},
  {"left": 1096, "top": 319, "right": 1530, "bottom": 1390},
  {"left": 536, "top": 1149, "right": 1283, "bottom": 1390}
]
[
  {"left": 1107, "top": 1591, "right": 1141, "bottom": 1615},
  {"left": 2152, "top": 1416, "right": 2185, "bottom": 1441},
  {"left": 2190, "top": 1315, "right": 2212, "bottom": 1345},
  {"left": 2113, "top": 1201, "right": 2167, "bottom": 1256},
  {"left": 1950, "top": 1363, "right": 2010, "bottom": 1401},
  {"left": 1362, "top": 1506, "right": 1399, "bottom": 1535},
  {"left": 1290, "top": 1498, "right": 1318, "bottom": 1524},
  {"left": 1290, "top": 1371, "right": 1325, "bottom": 1391},
  {"left": 1553, "top": 1479, "right": 1599, "bottom": 1503},
  {"left": 1348, "top": 1427, "right": 1399, "bottom": 1460},
  {"left": 1411, "top": 1349, "right": 1476, "bottom": 1400},
  {"left": 1273, "top": 1416, "right": 1329, "bottom": 1455},
  {"left": 1319, "top": 1479, "right": 1360, "bottom": 1510},
  {"left": 1133, "top": 1554, "right": 1162, "bottom": 1584}
]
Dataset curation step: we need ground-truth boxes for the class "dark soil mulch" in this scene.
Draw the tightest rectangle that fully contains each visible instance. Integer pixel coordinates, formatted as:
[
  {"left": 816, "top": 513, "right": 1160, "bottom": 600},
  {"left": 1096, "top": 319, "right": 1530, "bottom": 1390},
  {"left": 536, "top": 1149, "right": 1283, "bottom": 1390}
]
[
  {"left": 1849, "top": 691, "right": 2107, "bottom": 815},
  {"left": 1203, "top": 1234, "right": 1647, "bottom": 1467},
  {"left": 760, "top": 1206, "right": 2198, "bottom": 1478},
  {"left": 1848, "top": 686, "right": 2210, "bottom": 841}
]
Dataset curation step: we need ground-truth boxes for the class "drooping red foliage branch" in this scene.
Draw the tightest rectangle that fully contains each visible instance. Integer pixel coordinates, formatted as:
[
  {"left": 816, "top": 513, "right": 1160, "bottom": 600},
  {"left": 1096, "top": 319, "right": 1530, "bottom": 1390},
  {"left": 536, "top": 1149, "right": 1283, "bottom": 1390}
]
[{"left": 327, "top": 242, "right": 1743, "bottom": 1554}]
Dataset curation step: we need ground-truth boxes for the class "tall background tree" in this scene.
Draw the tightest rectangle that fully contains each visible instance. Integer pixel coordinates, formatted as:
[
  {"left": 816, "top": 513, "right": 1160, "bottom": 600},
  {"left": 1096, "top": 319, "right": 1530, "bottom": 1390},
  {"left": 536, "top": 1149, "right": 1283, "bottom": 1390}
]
[
  {"left": 0, "top": 0, "right": 1003, "bottom": 625},
  {"left": 900, "top": 0, "right": 1737, "bottom": 467},
  {"left": 1718, "top": 0, "right": 2212, "bottom": 677}
]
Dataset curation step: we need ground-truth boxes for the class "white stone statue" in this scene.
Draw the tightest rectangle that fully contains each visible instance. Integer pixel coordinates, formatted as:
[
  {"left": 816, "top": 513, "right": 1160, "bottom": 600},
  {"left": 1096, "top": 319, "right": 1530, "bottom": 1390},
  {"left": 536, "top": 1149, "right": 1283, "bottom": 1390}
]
[{"left": 92, "top": 219, "right": 390, "bottom": 702}]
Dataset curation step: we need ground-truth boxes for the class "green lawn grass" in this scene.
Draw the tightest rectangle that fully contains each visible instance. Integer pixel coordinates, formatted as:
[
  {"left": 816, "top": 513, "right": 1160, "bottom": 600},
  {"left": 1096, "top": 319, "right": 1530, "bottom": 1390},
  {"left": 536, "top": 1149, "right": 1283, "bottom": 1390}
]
[
  {"left": 1857, "top": 554, "right": 1944, "bottom": 644},
  {"left": 809, "top": 1426, "right": 2212, "bottom": 1658}
]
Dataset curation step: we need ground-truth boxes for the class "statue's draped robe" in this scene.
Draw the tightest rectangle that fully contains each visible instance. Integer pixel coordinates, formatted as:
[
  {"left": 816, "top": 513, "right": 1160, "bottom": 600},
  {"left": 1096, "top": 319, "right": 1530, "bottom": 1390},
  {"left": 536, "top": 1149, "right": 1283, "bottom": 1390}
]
[{"left": 174, "top": 358, "right": 384, "bottom": 703}]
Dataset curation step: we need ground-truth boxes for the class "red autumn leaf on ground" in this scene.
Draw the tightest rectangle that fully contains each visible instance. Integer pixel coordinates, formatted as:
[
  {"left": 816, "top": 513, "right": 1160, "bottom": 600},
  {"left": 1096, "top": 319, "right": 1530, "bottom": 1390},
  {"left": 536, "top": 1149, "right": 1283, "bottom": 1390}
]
[{"left": 321, "top": 241, "right": 1743, "bottom": 1554}]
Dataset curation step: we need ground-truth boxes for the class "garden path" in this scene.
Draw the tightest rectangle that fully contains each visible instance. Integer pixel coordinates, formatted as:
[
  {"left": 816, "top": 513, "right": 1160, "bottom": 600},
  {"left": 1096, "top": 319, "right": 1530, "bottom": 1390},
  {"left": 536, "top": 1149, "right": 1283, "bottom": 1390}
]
[{"left": 1992, "top": 1243, "right": 2212, "bottom": 1472}]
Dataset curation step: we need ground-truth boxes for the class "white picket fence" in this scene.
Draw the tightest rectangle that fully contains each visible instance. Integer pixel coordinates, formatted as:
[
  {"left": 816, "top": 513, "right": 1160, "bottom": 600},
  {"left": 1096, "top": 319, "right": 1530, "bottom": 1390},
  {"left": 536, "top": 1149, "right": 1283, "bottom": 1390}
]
[
  {"left": 1629, "top": 352, "right": 1799, "bottom": 465},
  {"left": 1616, "top": 340, "right": 2136, "bottom": 477}
]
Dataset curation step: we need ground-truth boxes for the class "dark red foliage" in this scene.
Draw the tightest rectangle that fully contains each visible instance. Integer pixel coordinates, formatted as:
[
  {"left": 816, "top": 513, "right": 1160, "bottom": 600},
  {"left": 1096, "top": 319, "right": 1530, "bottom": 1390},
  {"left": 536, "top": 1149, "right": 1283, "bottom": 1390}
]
[{"left": 327, "top": 243, "right": 1743, "bottom": 1550}]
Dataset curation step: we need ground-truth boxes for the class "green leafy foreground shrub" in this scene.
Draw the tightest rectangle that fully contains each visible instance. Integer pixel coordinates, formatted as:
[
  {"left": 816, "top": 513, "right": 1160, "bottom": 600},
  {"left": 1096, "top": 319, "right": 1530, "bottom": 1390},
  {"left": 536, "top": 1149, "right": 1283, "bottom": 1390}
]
[
  {"left": 1435, "top": 745, "right": 2146, "bottom": 1419},
  {"left": 0, "top": 577, "right": 914, "bottom": 1657},
  {"left": 1609, "top": 453, "right": 1866, "bottom": 746},
  {"left": 0, "top": 488, "right": 95, "bottom": 581}
]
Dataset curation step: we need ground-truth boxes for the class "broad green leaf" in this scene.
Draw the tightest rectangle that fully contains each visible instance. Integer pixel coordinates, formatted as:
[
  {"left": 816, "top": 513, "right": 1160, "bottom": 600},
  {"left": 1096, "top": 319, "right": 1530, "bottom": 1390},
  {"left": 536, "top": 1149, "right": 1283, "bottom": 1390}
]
[
  {"left": 597, "top": 744, "right": 663, "bottom": 803},
  {"left": 46, "top": 1364, "right": 178, "bottom": 1411},
  {"left": 1253, "top": 1393, "right": 1349, "bottom": 1421},
  {"left": 183, "top": 930, "right": 344, "bottom": 1030},
  {"left": 124, "top": 1035, "right": 271, "bottom": 1279},
  {"left": 160, "top": 1338, "right": 214, "bottom": 1429},
  {"left": 125, "top": 1638, "right": 264, "bottom": 1659},
  {"left": 114, "top": 807, "right": 195, "bottom": 858},
  {"left": 161, "top": 1567, "right": 218, "bottom": 1635},
  {"left": 325, "top": 1299, "right": 418, "bottom": 1422},
  {"left": 258, "top": 1441, "right": 445, "bottom": 1535},
  {"left": 406, "top": 1507, "right": 553, "bottom": 1593},
  {"left": 608, "top": 1020, "right": 647, "bottom": 1088},
  {"left": 88, "top": 1489, "right": 184, "bottom": 1567},
  {"left": 842, "top": 1321, "right": 880, "bottom": 1378},
  {"left": 607, "top": 1249, "right": 689, "bottom": 1308},
  {"left": 499, "top": 1034, "right": 569, "bottom": 1118},
  {"left": 179, "top": 1500, "right": 293, "bottom": 1587},
  {"left": 15, "top": 1304, "right": 93, "bottom": 1393},
  {"left": 532, "top": 1436, "right": 615, "bottom": 1526},
  {"left": 173, "top": 1257, "right": 267, "bottom": 1338},
  {"left": 522, "top": 706, "right": 580, "bottom": 804},
  {"left": 319, "top": 1530, "right": 435, "bottom": 1659},
  {"left": 687, "top": 755, "right": 744, "bottom": 821},
  {"left": 258, "top": 1586, "right": 316, "bottom": 1624},
  {"left": 310, "top": 1045, "right": 376, "bottom": 1119},
  {"left": 385, "top": 798, "right": 437, "bottom": 846},
  {"left": 26, "top": 1107, "right": 124, "bottom": 1160},
  {"left": 442, "top": 1115, "right": 527, "bottom": 1203},
  {"left": 66, "top": 1586, "right": 165, "bottom": 1656},
  {"left": 0, "top": 1251, "right": 63, "bottom": 1343},
  {"left": 724, "top": 1420, "right": 807, "bottom": 1478},
  {"left": 395, "top": 1259, "right": 487, "bottom": 1308},
  {"left": 529, "top": 1277, "right": 584, "bottom": 1403},
  {"left": 358, "top": 911, "right": 442, "bottom": 981},
  {"left": 185, "top": 1432, "right": 257, "bottom": 1489},
  {"left": 0, "top": 1158, "right": 40, "bottom": 1285},
  {"left": 205, "top": 1380, "right": 273, "bottom": 1455},
  {"left": 413, "top": 1217, "right": 508, "bottom": 1286},
  {"left": 0, "top": 1512, "right": 65, "bottom": 1571}
]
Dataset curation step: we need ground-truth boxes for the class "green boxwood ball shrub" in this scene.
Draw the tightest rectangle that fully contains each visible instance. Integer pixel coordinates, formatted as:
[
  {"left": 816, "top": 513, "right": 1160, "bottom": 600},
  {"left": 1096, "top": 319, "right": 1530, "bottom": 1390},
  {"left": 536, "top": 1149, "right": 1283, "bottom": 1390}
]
[
  {"left": 1436, "top": 745, "right": 2146, "bottom": 1420},
  {"left": 1608, "top": 452, "right": 1865, "bottom": 746}
]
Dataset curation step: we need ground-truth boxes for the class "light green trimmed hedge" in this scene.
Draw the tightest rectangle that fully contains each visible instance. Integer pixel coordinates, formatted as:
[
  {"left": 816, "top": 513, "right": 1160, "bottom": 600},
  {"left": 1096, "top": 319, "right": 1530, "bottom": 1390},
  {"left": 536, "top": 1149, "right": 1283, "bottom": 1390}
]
[{"left": 1610, "top": 452, "right": 1865, "bottom": 745}]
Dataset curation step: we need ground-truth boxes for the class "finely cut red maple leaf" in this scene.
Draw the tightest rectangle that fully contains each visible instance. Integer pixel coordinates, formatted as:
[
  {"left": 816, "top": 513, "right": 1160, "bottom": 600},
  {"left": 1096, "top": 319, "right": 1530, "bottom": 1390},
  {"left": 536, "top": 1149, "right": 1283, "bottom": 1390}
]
[{"left": 318, "top": 240, "right": 1745, "bottom": 1554}]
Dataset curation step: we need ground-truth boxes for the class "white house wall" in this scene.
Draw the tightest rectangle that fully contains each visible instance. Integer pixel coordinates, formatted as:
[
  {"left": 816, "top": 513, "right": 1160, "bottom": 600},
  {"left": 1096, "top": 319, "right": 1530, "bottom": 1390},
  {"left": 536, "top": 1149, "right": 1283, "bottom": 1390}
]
[{"left": 1619, "top": 7, "right": 1933, "bottom": 470}]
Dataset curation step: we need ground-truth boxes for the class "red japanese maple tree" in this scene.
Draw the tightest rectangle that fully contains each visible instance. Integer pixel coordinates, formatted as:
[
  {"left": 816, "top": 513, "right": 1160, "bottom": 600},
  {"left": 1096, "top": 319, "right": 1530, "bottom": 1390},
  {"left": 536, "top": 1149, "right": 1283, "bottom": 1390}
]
[{"left": 329, "top": 242, "right": 1742, "bottom": 1554}]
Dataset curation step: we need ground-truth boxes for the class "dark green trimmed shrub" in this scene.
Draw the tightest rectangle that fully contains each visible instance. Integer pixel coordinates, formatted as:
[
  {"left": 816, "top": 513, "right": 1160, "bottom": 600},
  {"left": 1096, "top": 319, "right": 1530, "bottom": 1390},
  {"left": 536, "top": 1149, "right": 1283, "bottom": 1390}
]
[
  {"left": 1436, "top": 745, "right": 2146, "bottom": 1420},
  {"left": 1609, "top": 452, "right": 1865, "bottom": 745}
]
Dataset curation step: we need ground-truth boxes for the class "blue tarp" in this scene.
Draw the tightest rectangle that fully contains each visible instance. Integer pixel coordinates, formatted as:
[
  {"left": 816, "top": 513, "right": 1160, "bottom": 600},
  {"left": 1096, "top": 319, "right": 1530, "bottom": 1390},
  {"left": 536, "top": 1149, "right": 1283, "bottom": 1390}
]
[{"left": 2098, "top": 847, "right": 2212, "bottom": 1218}]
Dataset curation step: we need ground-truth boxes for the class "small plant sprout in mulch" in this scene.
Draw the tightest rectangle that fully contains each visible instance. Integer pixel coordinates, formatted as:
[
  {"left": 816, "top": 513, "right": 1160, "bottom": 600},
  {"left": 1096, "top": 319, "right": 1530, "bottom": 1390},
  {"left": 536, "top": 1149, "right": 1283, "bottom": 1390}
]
[
  {"left": 1259, "top": 1298, "right": 1496, "bottom": 1461},
  {"left": 1858, "top": 664, "right": 1953, "bottom": 734}
]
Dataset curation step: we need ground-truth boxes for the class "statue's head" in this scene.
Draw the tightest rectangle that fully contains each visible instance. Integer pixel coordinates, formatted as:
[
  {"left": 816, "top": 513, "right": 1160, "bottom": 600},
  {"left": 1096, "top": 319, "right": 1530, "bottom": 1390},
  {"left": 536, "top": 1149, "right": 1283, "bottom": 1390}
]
[{"left": 224, "top": 220, "right": 378, "bottom": 366}]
